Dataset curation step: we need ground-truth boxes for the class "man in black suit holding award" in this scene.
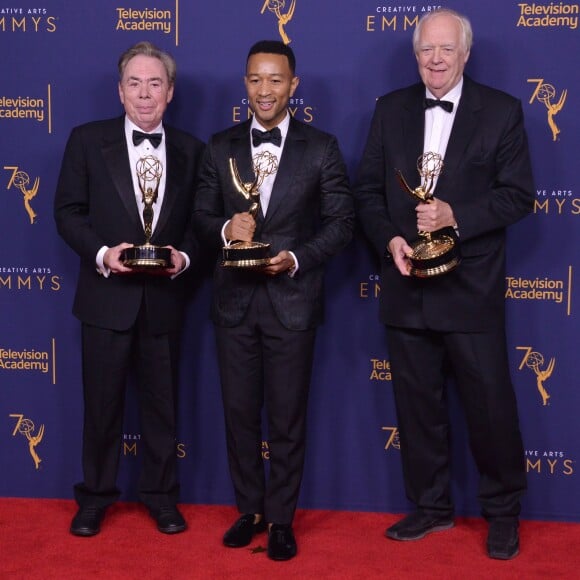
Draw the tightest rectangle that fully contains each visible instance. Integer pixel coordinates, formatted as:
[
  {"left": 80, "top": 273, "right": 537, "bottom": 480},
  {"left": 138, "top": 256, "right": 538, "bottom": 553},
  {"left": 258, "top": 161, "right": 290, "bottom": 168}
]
[
  {"left": 194, "top": 40, "right": 353, "bottom": 561},
  {"left": 54, "top": 41, "right": 204, "bottom": 536},
  {"left": 355, "top": 9, "right": 534, "bottom": 559}
]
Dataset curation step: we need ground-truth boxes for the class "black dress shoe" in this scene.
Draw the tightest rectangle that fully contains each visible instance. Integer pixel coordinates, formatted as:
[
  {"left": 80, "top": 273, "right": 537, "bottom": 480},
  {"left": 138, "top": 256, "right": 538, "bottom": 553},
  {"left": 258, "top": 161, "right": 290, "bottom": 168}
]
[
  {"left": 487, "top": 520, "right": 520, "bottom": 560},
  {"left": 151, "top": 505, "right": 187, "bottom": 534},
  {"left": 223, "top": 514, "right": 267, "bottom": 547},
  {"left": 70, "top": 505, "right": 106, "bottom": 537},
  {"left": 386, "top": 511, "right": 454, "bottom": 541},
  {"left": 267, "top": 524, "right": 297, "bottom": 561}
]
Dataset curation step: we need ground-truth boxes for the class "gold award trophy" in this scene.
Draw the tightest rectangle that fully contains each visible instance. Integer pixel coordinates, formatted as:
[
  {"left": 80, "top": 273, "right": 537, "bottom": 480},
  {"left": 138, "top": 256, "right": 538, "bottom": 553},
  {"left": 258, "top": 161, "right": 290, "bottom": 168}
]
[
  {"left": 121, "top": 155, "right": 172, "bottom": 269},
  {"left": 395, "top": 152, "right": 460, "bottom": 277},
  {"left": 222, "top": 151, "right": 279, "bottom": 267}
]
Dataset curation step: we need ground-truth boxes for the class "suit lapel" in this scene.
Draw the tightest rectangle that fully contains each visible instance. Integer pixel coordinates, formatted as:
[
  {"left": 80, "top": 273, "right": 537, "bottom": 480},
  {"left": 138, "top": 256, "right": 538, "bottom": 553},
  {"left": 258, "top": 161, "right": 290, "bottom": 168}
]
[
  {"left": 228, "top": 121, "right": 258, "bottom": 214},
  {"left": 101, "top": 118, "right": 142, "bottom": 230},
  {"left": 437, "top": 77, "right": 481, "bottom": 192},
  {"left": 225, "top": 118, "right": 306, "bottom": 224},
  {"left": 400, "top": 79, "right": 482, "bottom": 194},
  {"left": 263, "top": 117, "right": 306, "bottom": 223},
  {"left": 230, "top": 121, "right": 254, "bottom": 186},
  {"left": 153, "top": 129, "right": 183, "bottom": 239},
  {"left": 402, "top": 85, "right": 426, "bottom": 185}
]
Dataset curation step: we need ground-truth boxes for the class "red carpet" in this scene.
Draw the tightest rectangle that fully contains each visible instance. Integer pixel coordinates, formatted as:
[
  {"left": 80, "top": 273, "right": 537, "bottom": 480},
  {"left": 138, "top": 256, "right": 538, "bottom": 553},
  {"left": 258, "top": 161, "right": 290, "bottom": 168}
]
[{"left": 1, "top": 498, "right": 578, "bottom": 578}]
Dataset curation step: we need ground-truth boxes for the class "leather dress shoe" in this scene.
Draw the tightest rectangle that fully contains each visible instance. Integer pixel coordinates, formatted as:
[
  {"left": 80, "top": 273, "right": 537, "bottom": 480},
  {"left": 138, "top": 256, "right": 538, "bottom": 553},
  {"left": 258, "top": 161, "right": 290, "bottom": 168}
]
[
  {"left": 70, "top": 505, "right": 106, "bottom": 537},
  {"left": 386, "top": 511, "right": 454, "bottom": 541},
  {"left": 487, "top": 520, "right": 520, "bottom": 560},
  {"left": 223, "top": 514, "right": 267, "bottom": 547},
  {"left": 151, "top": 505, "right": 187, "bottom": 534},
  {"left": 267, "top": 524, "right": 297, "bottom": 561}
]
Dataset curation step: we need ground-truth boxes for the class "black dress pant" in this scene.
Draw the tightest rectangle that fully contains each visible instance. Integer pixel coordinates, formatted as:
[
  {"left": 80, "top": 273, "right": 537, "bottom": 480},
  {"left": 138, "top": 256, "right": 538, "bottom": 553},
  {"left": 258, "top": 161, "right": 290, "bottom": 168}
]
[
  {"left": 215, "top": 284, "right": 316, "bottom": 524},
  {"left": 74, "top": 305, "right": 181, "bottom": 511},
  {"left": 386, "top": 325, "right": 526, "bottom": 520}
]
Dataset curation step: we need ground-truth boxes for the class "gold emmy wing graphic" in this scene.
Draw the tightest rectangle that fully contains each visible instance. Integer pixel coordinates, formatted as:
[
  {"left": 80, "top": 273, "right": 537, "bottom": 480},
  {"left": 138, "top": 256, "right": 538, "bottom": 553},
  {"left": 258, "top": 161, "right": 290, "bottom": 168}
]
[
  {"left": 4, "top": 167, "right": 39, "bottom": 224},
  {"left": 529, "top": 79, "right": 567, "bottom": 141},
  {"left": 10, "top": 414, "right": 44, "bottom": 469},
  {"left": 525, "top": 351, "right": 555, "bottom": 406},
  {"left": 261, "top": 0, "right": 296, "bottom": 44},
  {"left": 223, "top": 151, "right": 279, "bottom": 268}
]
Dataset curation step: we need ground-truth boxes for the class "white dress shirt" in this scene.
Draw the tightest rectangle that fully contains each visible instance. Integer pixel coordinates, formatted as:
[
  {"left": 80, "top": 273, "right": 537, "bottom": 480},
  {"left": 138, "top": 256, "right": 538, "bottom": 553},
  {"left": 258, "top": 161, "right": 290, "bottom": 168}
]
[
  {"left": 125, "top": 117, "right": 167, "bottom": 233},
  {"left": 423, "top": 77, "right": 463, "bottom": 192},
  {"left": 222, "top": 111, "right": 298, "bottom": 274},
  {"left": 249, "top": 112, "right": 288, "bottom": 214},
  {"left": 96, "top": 116, "right": 188, "bottom": 276}
]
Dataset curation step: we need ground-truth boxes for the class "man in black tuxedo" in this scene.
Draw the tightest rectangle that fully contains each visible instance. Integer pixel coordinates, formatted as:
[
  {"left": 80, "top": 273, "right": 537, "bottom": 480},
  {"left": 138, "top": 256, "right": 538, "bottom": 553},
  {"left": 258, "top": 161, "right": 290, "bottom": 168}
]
[
  {"left": 355, "top": 9, "right": 534, "bottom": 559},
  {"left": 194, "top": 40, "right": 353, "bottom": 561},
  {"left": 54, "top": 41, "right": 204, "bottom": 536}
]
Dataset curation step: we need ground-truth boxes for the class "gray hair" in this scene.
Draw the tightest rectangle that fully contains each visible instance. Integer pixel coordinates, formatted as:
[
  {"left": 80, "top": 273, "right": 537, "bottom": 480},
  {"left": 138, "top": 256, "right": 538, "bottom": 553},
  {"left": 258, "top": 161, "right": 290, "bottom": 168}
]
[
  {"left": 118, "top": 41, "right": 176, "bottom": 85},
  {"left": 413, "top": 8, "right": 473, "bottom": 54}
]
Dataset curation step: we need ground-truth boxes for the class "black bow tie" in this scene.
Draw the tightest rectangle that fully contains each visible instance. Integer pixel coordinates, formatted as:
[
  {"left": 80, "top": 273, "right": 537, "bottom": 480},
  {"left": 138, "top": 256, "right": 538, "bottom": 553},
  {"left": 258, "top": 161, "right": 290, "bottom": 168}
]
[
  {"left": 132, "top": 130, "right": 162, "bottom": 148},
  {"left": 252, "top": 127, "right": 282, "bottom": 147},
  {"left": 423, "top": 98, "right": 454, "bottom": 113}
]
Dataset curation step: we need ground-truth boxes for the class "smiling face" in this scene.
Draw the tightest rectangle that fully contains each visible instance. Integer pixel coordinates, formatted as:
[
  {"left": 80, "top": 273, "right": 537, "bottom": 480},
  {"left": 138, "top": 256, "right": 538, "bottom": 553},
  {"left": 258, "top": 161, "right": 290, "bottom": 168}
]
[
  {"left": 244, "top": 52, "right": 299, "bottom": 130},
  {"left": 415, "top": 12, "right": 470, "bottom": 99},
  {"left": 118, "top": 54, "right": 174, "bottom": 132}
]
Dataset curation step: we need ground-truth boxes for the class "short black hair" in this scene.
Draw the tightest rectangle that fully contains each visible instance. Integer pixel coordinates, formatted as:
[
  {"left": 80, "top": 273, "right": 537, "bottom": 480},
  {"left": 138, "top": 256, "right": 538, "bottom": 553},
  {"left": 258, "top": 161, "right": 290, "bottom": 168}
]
[{"left": 247, "top": 40, "right": 296, "bottom": 75}]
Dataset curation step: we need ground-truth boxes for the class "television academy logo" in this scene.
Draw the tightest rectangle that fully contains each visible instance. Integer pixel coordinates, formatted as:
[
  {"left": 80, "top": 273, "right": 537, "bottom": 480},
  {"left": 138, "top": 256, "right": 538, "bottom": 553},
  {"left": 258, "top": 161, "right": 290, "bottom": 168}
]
[
  {"left": 10, "top": 413, "right": 44, "bottom": 469},
  {"left": 528, "top": 78, "right": 567, "bottom": 141},
  {"left": 516, "top": 346, "right": 555, "bottom": 406},
  {"left": 369, "top": 358, "right": 391, "bottom": 381},
  {"left": 114, "top": 4, "right": 177, "bottom": 45},
  {"left": 260, "top": 0, "right": 296, "bottom": 44},
  {"left": 505, "top": 267, "right": 573, "bottom": 316},
  {"left": 0, "top": 341, "right": 56, "bottom": 382},
  {"left": 516, "top": 3, "right": 579, "bottom": 30},
  {"left": 4, "top": 165, "right": 39, "bottom": 224},
  {"left": 0, "top": 85, "right": 52, "bottom": 132}
]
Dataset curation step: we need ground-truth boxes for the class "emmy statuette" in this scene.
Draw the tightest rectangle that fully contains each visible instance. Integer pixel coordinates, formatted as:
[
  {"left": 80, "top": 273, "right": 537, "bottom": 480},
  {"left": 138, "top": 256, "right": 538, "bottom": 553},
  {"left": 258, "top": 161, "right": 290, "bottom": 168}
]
[
  {"left": 395, "top": 152, "right": 461, "bottom": 277},
  {"left": 121, "top": 155, "right": 172, "bottom": 270},
  {"left": 222, "top": 151, "right": 279, "bottom": 268}
]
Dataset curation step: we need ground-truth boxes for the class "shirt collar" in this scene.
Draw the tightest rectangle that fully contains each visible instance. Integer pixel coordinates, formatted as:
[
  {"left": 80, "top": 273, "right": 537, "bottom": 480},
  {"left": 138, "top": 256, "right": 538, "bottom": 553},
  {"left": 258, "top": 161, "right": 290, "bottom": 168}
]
[
  {"left": 124, "top": 116, "right": 164, "bottom": 144},
  {"left": 250, "top": 111, "right": 290, "bottom": 141},
  {"left": 425, "top": 76, "right": 463, "bottom": 108}
]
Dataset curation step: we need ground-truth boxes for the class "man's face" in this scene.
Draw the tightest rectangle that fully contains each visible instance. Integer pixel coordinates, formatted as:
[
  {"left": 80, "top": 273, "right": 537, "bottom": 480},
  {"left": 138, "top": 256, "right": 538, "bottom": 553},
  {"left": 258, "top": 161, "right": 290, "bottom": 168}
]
[
  {"left": 244, "top": 52, "right": 299, "bottom": 130},
  {"left": 118, "top": 54, "right": 174, "bottom": 132},
  {"left": 415, "top": 13, "right": 469, "bottom": 99}
]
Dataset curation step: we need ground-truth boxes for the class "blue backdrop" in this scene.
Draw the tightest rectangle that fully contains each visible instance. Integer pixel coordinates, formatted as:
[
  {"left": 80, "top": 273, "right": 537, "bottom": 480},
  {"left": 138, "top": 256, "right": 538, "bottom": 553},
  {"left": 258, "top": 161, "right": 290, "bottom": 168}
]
[{"left": 1, "top": 0, "right": 578, "bottom": 522}]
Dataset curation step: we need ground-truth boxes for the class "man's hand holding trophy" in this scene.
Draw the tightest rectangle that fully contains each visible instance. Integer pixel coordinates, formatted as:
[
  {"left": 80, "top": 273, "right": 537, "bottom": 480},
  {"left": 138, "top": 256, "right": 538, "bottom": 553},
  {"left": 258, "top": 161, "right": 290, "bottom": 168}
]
[
  {"left": 120, "top": 155, "right": 179, "bottom": 274},
  {"left": 222, "top": 151, "right": 279, "bottom": 268},
  {"left": 394, "top": 152, "right": 461, "bottom": 277}
]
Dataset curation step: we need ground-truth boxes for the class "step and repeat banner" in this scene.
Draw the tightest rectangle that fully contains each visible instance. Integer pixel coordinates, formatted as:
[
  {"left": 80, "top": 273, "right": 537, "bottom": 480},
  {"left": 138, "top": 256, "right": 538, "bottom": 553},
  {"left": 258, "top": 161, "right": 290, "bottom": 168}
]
[{"left": 1, "top": 1, "right": 578, "bottom": 521}]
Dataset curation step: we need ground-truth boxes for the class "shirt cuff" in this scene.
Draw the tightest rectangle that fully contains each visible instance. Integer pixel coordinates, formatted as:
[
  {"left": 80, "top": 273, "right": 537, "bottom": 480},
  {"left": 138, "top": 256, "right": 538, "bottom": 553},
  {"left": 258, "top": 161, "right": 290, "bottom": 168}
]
[
  {"left": 171, "top": 251, "right": 190, "bottom": 279},
  {"left": 288, "top": 251, "right": 299, "bottom": 277},
  {"left": 221, "top": 220, "right": 231, "bottom": 245},
  {"left": 96, "top": 246, "right": 110, "bottom": 278}
]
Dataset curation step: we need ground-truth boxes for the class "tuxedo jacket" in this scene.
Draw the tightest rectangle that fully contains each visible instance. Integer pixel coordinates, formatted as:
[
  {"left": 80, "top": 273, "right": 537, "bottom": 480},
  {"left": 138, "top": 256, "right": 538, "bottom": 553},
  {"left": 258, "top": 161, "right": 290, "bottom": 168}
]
[
  {"left": 193, "top": 117, "right": 354, "bottom": 331},
  {"left": 355, "top": 76, "right": 535, "bottom": 332},
  {"left": 54, "top": 116, "right": 205, "bottom": 334}
]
